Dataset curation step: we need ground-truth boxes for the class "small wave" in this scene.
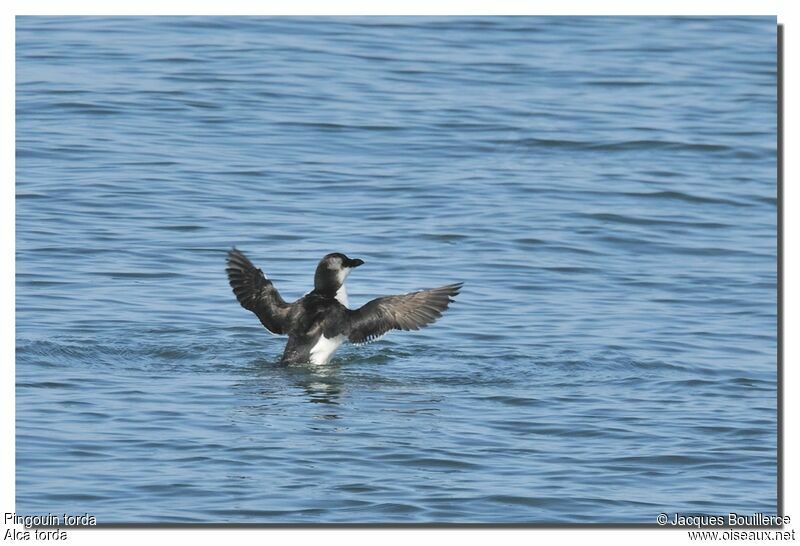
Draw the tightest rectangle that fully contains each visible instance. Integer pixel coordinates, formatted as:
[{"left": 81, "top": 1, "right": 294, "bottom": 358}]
[
  {"left": 623, "top": 190, "right": 748, "bottom": 207},
  {"left": 493, "top": 137, "right": 739, "bottom": 154},
  {"left": 156, "top": 225, "right": 205, "bottom": 232},
  {"left": 421, "top": 233, "right": 469, "bottom": 242},
  {"left": 88, "top": 271, "right": 182, "bottom": 279},
  {"left": 542, "top": 266, "right": 600, "bottom": 274},
  {"left": 17, "top": 381, "right": 77, "bottom": 389},
  {"left": 482, "top": 394, "right": 544, "bottom": 407},
  {"left": 482, "top": 495, "right": 562, "bottom": 508},
  {"left": 47, "top": 101, "right": 121, "bottom": 115},
  {"left": 277, "top": 120, "right": 405, "bottom": 132},
  {"left": 591, "top": 140, "right": 732, "bottom": 153},
  {"left": 514, "top": 237, "right": 546, "bottom": 246},
  {"left": 583, "top": 79, "right": 657, "bottom": 87},
  {"left": 145, "top": 56, "right": 205, "bottom": 64},
  {"left": 579, "top": 212, "right": 730, "bottom": 229}
]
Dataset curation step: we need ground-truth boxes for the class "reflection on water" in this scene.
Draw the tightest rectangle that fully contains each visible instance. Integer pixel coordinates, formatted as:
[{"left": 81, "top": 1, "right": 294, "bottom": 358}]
[
  {"left": 298, "top": 376, "right": 344, "bottom": 407},
  {"left": 245, "top": 357, "right": 345, "bottom": 406}
]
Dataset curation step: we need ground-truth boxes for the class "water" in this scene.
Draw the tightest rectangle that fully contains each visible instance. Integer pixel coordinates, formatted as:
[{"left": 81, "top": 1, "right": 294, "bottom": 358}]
[{"left": 15, "top": 16, "right": 777, "bottom": 524}]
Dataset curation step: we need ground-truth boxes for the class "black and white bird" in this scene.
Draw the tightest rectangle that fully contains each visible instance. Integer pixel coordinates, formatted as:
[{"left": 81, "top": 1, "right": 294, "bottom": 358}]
[{"left": 226, "top": 249, "right": 462, "bottom": 365}]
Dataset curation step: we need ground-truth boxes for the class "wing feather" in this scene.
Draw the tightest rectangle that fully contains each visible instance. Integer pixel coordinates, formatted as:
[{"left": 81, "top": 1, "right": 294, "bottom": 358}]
[
  {"left": 226, "top": 248, "right": 291, "bottom": 335},
  {"left": 345, "top": 283, "right": 462, "bottom": 344}
]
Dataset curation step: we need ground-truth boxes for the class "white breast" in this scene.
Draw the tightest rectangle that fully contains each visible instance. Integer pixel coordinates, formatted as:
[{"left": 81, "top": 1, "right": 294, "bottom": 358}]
[
  {"left": 335, "top": 284, "right": 348, "bottom": 307},
  {"left": 309, "top": 334, "right": 346, "bottom": 365}
]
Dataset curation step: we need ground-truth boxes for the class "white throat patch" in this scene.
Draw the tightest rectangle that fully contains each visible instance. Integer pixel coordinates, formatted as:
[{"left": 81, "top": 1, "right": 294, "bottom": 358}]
[{"left": 336, "top": 266, "right": 351, "bottom": 285}]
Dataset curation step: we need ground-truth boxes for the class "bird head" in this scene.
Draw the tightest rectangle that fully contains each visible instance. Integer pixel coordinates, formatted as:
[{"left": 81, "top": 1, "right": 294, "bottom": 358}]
[{"left": 314, "top": 253, "right": 364, "bottom": 293}]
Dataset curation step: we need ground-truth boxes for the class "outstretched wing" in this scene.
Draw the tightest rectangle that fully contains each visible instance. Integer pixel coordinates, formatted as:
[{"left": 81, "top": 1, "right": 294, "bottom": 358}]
[
  {"left": 344, "top": 283, "right": 463, "bottom": 344},
  {"left": 226, "top": 248, "right": 291, "bottom": 335}
]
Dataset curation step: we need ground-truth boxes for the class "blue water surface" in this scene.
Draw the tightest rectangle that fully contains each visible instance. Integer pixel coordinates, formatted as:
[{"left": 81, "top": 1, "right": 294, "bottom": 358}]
[{"left": 16, "top": 16, "right": 777, "bottom": 524}]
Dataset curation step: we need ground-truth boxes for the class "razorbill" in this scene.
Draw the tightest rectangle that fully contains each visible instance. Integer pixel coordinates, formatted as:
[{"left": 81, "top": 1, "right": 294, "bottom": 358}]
[{"left": 226, "top": 249, "right": 462, "bottom": 365}]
